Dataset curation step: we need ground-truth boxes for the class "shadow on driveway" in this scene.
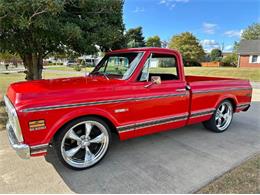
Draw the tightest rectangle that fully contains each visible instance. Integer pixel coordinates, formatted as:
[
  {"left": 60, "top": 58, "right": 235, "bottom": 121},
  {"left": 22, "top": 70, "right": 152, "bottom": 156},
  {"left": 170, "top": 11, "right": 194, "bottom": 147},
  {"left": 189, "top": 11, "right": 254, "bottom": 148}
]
[{"left": 45, "top": 102, "right": 260, "bottom": 194}]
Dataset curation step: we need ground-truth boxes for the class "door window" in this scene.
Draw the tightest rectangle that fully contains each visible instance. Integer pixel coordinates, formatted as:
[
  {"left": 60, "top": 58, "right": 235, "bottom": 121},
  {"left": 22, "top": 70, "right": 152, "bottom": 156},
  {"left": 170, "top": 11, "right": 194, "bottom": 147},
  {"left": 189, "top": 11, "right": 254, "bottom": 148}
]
[{"left": 139, "top": 53, "right": 179, "bottom": 82}]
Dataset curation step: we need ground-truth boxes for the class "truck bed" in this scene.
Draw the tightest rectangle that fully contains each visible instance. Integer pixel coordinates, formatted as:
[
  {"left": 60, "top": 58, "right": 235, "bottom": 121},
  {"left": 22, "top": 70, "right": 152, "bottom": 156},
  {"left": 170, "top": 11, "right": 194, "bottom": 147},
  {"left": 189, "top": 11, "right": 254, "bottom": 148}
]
[{"left": 185, "top": 75, "right": 252, "bottom": 125}]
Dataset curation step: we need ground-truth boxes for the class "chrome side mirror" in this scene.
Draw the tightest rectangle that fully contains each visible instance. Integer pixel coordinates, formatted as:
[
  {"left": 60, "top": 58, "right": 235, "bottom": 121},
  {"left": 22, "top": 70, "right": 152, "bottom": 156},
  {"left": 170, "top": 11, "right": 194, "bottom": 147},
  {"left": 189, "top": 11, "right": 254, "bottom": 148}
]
[{"left": 144, "top": 76, "right": 161, "bottom": 88}]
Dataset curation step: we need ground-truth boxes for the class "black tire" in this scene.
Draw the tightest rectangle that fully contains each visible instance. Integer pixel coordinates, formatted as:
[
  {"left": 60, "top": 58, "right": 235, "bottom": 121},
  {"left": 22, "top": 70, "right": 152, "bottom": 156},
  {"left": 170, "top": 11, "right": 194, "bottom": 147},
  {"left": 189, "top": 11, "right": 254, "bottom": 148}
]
[
  {"left": 54, "top": 116, "right": 111, "bottom": 170},
  {"left": 203, "top": 100, "right": 234, "bottom": 133}
]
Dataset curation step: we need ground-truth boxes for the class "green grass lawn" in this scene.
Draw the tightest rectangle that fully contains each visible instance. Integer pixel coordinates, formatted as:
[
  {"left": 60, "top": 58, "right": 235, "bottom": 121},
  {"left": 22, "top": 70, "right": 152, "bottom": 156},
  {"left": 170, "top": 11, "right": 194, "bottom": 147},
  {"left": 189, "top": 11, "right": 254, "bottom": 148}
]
[
  {"left": 45, "top": 65, "right": 93, "bottom": 72},
  {"left": 197, "top": 154, "right": 260, "bottom": 193},
  {"left": 0, "top": 72, "right": 82, "bottom": 97},
  {"left": 151, "top": 67, "right": 260, "bottom": 81},
  {"left": 184, "top": 67, "right": 260, "bottom": 81},
  {"left": 46, "top": 66, "right": 260, "bottom": 82}
]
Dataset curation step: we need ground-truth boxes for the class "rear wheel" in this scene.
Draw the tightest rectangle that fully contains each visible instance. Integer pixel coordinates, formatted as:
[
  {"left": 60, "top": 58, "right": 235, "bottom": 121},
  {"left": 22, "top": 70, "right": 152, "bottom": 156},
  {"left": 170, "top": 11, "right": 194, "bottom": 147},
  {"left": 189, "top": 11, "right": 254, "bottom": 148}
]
[
  {"left": 203, "top": 100, "right": 233, "bottom": 133},
  {"left": 54, "top": 117, "right": 111, "bottom": 170}
]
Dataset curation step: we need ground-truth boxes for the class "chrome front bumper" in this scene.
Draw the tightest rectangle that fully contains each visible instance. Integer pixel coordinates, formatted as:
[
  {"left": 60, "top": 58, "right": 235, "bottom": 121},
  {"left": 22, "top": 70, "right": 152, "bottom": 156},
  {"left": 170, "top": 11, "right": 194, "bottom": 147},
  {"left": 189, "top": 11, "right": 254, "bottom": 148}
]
[{"left": 6, "top": 122, "right": 30, "bottom": 159}]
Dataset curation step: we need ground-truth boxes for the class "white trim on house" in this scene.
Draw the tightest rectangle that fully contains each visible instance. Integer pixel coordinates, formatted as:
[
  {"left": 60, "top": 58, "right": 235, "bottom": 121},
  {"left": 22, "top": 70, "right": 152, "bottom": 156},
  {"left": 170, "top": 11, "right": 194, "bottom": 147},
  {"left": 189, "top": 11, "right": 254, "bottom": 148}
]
[
  {"left": 237, "top": 55, "right": 240, "bottom": 67},
  {"left": 249, "top": 55, "right": 260, "bottom": 64}
]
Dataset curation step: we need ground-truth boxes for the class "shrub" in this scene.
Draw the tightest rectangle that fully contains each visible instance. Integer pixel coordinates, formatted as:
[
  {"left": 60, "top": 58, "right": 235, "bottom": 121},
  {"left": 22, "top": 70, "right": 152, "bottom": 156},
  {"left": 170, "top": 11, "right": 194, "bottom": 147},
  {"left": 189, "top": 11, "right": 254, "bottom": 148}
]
[
  {"left": 222, "top": 53, "right": 238, "bottom": 67},
  {"left": 183, "top": 60, "right": 202, "bottom": 67},
  {"left": 73, "top": 65, "right": 81, "bottom": 71}
]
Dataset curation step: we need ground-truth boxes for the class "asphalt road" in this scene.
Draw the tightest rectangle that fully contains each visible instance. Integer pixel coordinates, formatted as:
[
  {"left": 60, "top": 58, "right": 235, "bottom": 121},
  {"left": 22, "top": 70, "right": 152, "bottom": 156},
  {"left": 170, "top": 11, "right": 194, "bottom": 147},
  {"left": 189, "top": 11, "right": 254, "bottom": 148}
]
[{"left": 1, "top": 101, "right": 259, "bottom": 193}]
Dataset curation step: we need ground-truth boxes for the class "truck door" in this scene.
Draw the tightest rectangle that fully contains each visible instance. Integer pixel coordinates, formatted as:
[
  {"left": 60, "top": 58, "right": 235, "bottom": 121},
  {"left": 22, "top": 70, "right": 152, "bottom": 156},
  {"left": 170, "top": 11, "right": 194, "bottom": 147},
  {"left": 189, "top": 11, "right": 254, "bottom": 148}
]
[{"left": 126, "top": 52, "right": 190, "bottom": 137}]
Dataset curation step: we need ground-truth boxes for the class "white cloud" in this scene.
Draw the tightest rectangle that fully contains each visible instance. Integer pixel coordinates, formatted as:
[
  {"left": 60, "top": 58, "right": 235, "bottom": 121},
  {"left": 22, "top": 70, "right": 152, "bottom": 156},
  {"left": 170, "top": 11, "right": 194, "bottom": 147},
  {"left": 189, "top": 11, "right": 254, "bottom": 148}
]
[
  {"left": 224, "top": 30, "right": 243, "bottom": 38},
  {"left": 159, "top": 0, "right": 167, "bottom": 4},
  {"left": 133, "top": 7, "right": 145, "bottom": 13},
  {"left": 175, "top": 0, "right": 189, "bottom": 2},
  {"left": 224, "top": 45, "right": 233, "bottom": 52},
  {"left": 159, "top": 0, "right": 189, "bottom": 9},
  {"left": 200, "top": 39, "right": 220, "bottom": 52},
  {"left": 203, "top": 22, "right": 218, "bottom": 34},
  {"left": 170, "top": 4, "right": 176, "bottom": 8}
]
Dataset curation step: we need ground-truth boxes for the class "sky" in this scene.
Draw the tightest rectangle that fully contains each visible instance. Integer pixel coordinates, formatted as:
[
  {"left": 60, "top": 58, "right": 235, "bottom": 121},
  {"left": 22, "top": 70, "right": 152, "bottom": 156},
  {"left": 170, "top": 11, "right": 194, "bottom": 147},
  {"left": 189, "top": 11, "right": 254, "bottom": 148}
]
[{"left": 123, "top": 0, "right": 260, "bottom": 52}]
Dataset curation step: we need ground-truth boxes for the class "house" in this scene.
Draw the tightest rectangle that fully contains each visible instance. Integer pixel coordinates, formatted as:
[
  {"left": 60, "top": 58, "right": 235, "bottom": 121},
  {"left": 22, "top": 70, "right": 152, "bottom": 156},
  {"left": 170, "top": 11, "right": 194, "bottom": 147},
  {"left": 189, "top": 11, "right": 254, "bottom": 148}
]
[{"left": 238, "top": 40, "right": 260, "bottom": 68}]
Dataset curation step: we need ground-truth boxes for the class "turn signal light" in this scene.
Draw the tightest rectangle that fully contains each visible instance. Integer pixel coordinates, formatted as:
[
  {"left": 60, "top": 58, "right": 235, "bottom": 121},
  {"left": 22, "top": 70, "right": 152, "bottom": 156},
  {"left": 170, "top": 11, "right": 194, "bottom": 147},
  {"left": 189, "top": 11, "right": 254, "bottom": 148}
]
[{"left": 29, "top": 120, "right": 46, "bottom": 131}]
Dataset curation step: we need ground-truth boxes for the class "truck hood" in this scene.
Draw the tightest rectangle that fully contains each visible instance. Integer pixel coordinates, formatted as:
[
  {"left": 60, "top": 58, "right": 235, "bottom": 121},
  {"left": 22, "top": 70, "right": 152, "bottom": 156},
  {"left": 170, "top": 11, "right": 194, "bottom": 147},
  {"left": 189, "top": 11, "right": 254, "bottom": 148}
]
[{"left": 6, "top": 76, "right": 125, "bottom": 110}]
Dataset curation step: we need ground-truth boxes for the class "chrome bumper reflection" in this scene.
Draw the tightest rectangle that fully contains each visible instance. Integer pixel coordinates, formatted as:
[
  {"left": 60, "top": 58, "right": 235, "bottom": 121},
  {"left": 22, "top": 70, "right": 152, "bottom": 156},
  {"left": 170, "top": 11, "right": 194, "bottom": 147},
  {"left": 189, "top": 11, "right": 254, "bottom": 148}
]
[{"left": 6, "top": 122, "right": 30, "bottom": 159}]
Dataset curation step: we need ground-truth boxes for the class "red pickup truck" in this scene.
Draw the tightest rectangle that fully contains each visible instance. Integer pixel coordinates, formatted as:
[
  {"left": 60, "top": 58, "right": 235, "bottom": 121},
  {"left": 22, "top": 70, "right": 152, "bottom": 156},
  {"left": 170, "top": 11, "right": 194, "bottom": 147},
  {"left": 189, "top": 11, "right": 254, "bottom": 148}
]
[{"left": 4, "top": 48, "right": 252, "bottom": 169}]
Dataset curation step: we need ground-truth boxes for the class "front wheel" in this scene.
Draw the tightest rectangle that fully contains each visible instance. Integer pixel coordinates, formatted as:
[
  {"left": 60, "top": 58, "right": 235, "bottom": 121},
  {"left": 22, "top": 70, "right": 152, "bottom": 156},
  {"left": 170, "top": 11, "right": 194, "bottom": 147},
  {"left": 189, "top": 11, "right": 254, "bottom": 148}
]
[
  {"left": 54, "top": 117, "right": 111, "bottom": 170},
  {"left": 203, "top": 100, "right": 234, "bottom": 133}
]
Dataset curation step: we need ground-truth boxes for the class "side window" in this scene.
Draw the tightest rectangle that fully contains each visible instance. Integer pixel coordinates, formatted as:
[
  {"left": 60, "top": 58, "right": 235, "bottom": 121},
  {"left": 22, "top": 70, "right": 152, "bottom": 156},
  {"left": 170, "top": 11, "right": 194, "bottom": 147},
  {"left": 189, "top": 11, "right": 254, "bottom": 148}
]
[{"left": 139, "top": 53, "right": 179, "bottom": 81}]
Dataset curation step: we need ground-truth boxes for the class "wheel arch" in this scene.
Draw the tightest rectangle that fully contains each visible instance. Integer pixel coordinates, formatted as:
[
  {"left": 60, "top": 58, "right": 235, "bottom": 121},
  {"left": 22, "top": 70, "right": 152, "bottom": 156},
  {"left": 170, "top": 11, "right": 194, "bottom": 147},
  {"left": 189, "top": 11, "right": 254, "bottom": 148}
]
[
  {"left": 215, "top": 94, "right": 238, "bottom": 111},
  {"left": 44, "top": 108, "right": 119, "bottom": 144}
]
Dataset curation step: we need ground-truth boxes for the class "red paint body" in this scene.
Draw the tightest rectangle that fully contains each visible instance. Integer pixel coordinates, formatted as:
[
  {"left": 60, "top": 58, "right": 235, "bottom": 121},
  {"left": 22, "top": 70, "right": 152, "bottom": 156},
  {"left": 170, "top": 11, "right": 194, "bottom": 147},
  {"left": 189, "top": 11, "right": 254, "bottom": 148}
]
[{"left": 6, "top": 48, "right": 252, "bottom": 156}]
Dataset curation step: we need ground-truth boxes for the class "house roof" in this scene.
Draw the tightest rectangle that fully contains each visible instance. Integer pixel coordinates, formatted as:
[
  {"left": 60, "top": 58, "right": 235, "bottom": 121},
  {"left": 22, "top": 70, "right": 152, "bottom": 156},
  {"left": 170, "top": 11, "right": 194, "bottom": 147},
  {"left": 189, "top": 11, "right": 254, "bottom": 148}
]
[{"left": 238, "top": 40, "right": 260, "bottom": 55}]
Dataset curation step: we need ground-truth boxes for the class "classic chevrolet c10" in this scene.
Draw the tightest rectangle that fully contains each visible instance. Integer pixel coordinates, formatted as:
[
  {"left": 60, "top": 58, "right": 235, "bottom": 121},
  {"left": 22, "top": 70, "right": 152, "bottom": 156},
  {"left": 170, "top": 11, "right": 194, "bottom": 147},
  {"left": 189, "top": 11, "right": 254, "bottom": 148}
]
[{"left": 4, "top": 48, "right": 252, "bottom": 169}]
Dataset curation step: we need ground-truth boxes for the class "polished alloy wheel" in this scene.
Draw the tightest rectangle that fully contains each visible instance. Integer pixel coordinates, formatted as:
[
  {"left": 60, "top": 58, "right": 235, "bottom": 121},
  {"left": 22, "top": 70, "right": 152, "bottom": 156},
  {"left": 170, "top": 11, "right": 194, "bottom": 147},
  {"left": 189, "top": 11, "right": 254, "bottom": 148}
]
[
  {"left": 215, "top": 102, "right": 233, "bottom": 131},
  {"left": 61, "top": 120, "right": 109, "bottom": 169}
]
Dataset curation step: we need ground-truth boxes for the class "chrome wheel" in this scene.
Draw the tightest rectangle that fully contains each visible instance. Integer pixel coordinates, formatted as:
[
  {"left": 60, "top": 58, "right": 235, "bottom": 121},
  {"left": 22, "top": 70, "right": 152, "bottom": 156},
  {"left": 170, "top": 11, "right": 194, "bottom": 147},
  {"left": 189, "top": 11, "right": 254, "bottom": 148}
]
[
  {"left": 61, "top": 120, "right": 109, "bottom": 169},
  {"left": 215, "top": 102, "right": 233, "bottom": 131}
]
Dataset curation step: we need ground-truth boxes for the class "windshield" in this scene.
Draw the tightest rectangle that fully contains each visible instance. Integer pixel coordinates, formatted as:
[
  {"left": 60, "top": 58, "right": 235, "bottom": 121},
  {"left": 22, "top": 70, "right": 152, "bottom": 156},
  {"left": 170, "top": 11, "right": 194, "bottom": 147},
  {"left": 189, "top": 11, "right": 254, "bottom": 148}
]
[{"left": 91, "top": 52, "right": 143, "bottom": 80}]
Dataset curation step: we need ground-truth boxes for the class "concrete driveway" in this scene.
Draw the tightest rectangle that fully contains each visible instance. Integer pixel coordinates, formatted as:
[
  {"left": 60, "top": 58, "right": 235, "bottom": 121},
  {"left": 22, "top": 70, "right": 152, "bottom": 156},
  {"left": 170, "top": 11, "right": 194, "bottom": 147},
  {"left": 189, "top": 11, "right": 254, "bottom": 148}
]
[{"left": 0, "top": 100, "right": 259, "bottom": 193}]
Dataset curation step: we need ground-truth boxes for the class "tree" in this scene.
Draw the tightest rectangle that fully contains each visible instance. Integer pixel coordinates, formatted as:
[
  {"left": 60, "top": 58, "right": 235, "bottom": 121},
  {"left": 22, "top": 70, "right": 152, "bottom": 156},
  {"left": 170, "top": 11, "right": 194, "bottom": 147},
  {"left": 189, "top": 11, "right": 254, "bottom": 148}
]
[
  {"left": 210, "top": 48, "right": 222, "bottom": 61},
  {"left": 146, "top": 35, "right": 161, "bottom": 47},
  {"left": 169, "top": 32, "right": 205, "bottom": 66},
  {"left": 241, "top": 23, "right": 260, "bottom": 40},
  {"left": 125, "top": 27, "right": 145, "bottom": 48},
  {"left": 233, "top": 41, "right": 240, "bottom": 53},
  {"left": 0, "top": 0, "right": 125, "bottom": 80}
]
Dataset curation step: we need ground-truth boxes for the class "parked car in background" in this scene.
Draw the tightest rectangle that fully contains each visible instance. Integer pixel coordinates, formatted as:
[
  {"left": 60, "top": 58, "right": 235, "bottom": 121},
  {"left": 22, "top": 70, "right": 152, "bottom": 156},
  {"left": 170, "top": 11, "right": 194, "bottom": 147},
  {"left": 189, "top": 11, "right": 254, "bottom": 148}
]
[
  {"left": 64, "top": 60, "right": 77, "bottom": 66},
  {"left": 4, "top": 48, "right": 252, "bottom": 170},
  {"left": 84, "top": 58, "right": 95, "bottom": 67}
]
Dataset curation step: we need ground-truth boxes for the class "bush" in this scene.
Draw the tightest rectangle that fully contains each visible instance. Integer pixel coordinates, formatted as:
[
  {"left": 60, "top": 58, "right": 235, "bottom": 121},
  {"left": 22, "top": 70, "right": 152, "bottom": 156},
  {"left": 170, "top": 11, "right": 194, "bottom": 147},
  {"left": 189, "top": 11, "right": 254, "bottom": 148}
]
[
  {"left": 73, "top": 65, "right": 81, "bottom": 71},
  {"left": 184, "top": 60, "right": 202, "bottom": 67},
  {"left": 222, "top": 53, "right": 238, "bottom": 67}
]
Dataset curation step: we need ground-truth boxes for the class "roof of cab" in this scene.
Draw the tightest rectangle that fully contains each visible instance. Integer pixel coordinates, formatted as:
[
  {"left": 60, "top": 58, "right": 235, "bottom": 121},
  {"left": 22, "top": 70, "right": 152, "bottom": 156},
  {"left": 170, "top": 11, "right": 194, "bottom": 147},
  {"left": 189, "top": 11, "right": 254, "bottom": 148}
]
[{"left": 108, "top": 47, "right": 179, "bottom": 54}]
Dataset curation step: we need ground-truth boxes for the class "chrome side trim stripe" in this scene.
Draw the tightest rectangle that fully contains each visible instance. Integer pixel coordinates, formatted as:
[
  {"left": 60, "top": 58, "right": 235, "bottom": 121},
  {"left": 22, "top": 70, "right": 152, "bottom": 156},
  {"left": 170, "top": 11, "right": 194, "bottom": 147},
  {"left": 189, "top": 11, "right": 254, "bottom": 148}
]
[
  {"left": 117, "top": 109, "right": 216, "bottom": 133},
  {"left": 21, "top": 93, "right": 187, "bottom": 113},
  {"left": 190, "top": 109, "right": 215, "bottom": 119},
  {"left": 117, "top": 113, "right": 189, "bottom": 132},
  {"left": 193, "top": 87, "right": 252, "bottom": 94}
]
